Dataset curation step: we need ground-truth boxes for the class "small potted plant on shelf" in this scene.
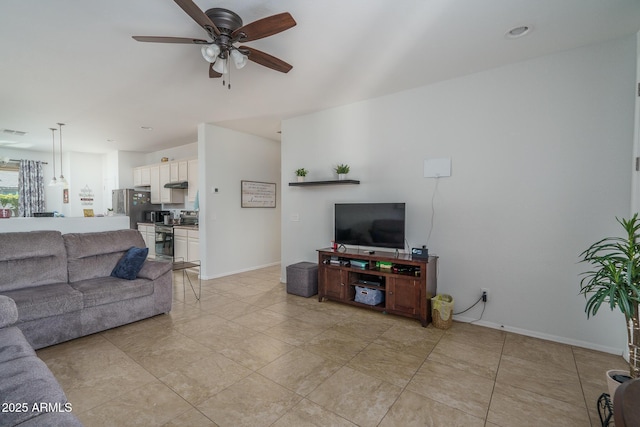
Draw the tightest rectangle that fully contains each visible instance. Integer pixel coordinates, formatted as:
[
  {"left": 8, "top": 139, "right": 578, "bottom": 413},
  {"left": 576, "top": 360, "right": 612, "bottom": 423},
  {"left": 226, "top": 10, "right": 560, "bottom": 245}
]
[
  {"left": 579, "top": 214, "right": 640, "bottom": 400},
  {"left": 295, "top": 168, "right": 308, "bottom": 182},
  {"left": 335, "top": 163, "right": 350, "bottom": 180},
  {"left": 0, "top": 194, "right": 17, "bottom": 218}
]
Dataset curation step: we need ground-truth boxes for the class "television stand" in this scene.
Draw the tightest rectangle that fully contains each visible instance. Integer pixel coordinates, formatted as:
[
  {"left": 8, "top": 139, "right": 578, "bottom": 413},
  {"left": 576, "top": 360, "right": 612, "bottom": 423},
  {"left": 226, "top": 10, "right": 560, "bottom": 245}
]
[{"left": 317, "top": 248, "right": 438, "bottom": 326}]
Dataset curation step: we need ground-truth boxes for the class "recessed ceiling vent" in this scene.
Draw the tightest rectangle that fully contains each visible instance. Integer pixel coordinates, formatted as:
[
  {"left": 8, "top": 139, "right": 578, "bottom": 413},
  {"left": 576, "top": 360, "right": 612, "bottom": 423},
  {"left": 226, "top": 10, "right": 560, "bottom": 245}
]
[{"left": 1, "top": 128, "right": 27, "bottom": 136}]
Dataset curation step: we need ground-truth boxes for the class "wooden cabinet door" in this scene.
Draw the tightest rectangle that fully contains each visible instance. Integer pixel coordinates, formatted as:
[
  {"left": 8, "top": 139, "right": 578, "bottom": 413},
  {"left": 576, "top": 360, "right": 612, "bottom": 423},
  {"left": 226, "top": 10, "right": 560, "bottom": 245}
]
[
  {"left": 133, "top": 167, "right": 142, "bottom": 186},
  {"left": 319, "top": 267, "right": 346, "bottom": 300},
  {"left": 170, "top": 162, "right": 179, "bottom": 182},
  {"left": 178, "top": 161, "right": 188, "bottom": 181},
  {"left": 160, "top": 163, "right": 171, "bottom": 203},
  {"left": 140, "top": 166, "right": 151, "bottom": 186},
  {"left": 187, "top": 235, "right": 199, "bottom": 262},
  {"left": 174, "top": 235, "right": 188, "bottom": 262},
  {"left": 387, "top": 277, "right": 421, "bottom": 316},
  {"left": 150, "top": 165, "right": 160, "bottom": 204}
]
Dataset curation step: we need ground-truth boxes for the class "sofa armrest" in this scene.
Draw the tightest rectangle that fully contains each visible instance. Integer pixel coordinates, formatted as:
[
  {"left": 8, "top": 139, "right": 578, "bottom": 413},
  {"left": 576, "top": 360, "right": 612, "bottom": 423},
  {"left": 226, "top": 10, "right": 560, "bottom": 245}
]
[
  {"left": 0, "top": 295, "right": 18, "bottom": 328},
  {"left": 137, "top": 260, "right": 172, "bottom": 281}
]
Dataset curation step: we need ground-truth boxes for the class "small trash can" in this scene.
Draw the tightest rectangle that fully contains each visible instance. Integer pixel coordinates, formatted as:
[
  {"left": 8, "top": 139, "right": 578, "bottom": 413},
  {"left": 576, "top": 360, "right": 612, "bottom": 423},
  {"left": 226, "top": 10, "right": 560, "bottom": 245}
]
[
  {"left": 286, "top": 262, "right": 318, "bottom": 297},
  {"left": 431, "top": 294, "right": 454, "bottom": 329}
]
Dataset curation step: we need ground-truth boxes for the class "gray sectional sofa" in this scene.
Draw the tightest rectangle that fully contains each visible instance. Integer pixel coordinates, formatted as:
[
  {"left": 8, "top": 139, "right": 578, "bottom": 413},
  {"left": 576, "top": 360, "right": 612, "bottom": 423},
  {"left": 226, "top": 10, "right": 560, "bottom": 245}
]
[
  {"left": 0, "top": 229, "right": 173, "bottom": 426},
  {"left": 0, "top": 295, "right": 83, "bottom": 426},
  {"left": 0, "top": 229, "right": 172, "bottom": 349}
]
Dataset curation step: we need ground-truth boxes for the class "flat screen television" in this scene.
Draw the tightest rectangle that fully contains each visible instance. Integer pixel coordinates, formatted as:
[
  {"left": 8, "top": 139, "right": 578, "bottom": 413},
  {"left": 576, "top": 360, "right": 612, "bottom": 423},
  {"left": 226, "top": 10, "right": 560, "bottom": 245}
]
[{"left": 334, "top": 203, "right": 406, "bottom": 249}]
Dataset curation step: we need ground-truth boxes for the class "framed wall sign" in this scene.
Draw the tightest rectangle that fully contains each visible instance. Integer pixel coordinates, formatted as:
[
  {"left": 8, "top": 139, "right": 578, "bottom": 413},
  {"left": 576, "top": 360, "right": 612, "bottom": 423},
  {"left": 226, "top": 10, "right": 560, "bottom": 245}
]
[{"left": 241, "top": 180, "right": 276, "bottom": 208}]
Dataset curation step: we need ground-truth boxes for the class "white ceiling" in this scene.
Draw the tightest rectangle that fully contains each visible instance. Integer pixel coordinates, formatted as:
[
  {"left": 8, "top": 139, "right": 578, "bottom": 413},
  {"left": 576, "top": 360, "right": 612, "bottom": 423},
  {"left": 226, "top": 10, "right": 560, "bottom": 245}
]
[{"left": 1, "top": 0, "right": 639, "bottom": 155}]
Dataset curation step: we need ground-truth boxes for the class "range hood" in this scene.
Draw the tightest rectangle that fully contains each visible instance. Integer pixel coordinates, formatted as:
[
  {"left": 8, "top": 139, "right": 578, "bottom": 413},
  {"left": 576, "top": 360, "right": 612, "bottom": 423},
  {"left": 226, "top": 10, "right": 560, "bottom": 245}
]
[{"left": 164, "top": 181, "right": 188, "bottom": 189}]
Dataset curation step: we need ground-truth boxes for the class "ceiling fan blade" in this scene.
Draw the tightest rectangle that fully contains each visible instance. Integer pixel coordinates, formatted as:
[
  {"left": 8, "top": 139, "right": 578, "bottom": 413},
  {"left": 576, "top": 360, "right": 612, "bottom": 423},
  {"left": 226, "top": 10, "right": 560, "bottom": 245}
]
[
  {"left": 209, "top": 65, "right": 222, "bottom": 78},
  {"left": 132, "top": 36, "right": 209, "bottom": 44},
  {"left": 174, "top": 0, "right": 221, "bottom": 37},
  {"left": 240, "top": 46, "right": 292, "bottom": 73},
  {"left": 232, "top": 12, "right": 296, "bottom": 42}
]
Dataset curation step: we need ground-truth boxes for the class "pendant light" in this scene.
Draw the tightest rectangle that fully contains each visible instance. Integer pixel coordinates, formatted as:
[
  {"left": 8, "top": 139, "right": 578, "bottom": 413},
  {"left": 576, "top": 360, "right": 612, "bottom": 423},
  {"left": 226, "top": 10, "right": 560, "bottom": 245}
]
[
  {"left": 57, "top": 123, "right": 68, "bottom": 186},
  {"left": 48, "top": 127, "right": 58, "bottom": 186}
]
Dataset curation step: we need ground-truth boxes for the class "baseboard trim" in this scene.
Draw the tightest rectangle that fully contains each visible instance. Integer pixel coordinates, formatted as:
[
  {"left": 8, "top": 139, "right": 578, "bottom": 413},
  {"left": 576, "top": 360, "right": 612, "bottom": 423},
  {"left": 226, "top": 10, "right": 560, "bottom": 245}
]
[
  {"left": 200, "top": 261, "right": 280, "bottom": 280},
  {"left": 452, "top": 315, "right": 624, "bottom": 356}
]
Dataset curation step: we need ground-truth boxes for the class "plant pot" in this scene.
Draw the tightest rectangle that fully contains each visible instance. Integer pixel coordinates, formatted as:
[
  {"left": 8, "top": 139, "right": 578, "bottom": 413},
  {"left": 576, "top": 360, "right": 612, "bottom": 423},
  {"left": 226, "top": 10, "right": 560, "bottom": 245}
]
[
  {"left": 297, "top": 176, "right": 305, "bottom": 182},
  {"left": 338, "top": 173, "right": 347, "bottom": 181},
  {"left": 607, "top": 369, "right": 631, "bottom": 403},
  {"left": 0, "top": 208, "right": 11, "bottom": 218}
]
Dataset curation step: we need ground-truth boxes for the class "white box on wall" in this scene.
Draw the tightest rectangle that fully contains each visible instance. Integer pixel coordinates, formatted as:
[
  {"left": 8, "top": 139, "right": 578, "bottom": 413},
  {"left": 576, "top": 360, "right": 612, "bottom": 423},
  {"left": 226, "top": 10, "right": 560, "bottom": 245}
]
[{"left": 423, "top": 158, "right": 451, "bottom": 178}]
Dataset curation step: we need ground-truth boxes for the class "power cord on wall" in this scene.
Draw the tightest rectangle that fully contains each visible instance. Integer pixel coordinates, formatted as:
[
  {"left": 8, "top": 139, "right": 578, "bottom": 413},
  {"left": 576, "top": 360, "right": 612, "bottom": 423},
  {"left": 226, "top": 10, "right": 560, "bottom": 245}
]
[
  {"left": 453, "top": 295, "right": 487, "bottom": 324},
  {"left": 426, "top": 176, "right": 440, "bottom": 247}
]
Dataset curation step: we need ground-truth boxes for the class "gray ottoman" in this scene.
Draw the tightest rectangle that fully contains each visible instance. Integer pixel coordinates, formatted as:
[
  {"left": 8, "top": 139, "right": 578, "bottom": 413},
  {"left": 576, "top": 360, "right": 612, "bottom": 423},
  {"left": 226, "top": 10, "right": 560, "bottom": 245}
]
[{"left": 286, "top": 262, "right": 318, "bottom": 297}]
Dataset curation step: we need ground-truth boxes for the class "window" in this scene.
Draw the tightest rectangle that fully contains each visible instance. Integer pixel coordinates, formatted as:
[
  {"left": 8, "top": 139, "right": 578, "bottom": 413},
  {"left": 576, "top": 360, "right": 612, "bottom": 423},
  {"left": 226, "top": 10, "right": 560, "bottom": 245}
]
[{"left": 0, "top": 162, "right": 19, "bottom": 216}]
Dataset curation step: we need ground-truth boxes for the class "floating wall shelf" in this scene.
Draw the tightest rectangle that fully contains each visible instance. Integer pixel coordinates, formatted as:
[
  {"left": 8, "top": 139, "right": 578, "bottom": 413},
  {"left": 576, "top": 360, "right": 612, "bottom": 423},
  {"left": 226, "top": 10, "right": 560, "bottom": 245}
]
[{"left": 288, "top": 179, "right": 360, "bottom": 187}]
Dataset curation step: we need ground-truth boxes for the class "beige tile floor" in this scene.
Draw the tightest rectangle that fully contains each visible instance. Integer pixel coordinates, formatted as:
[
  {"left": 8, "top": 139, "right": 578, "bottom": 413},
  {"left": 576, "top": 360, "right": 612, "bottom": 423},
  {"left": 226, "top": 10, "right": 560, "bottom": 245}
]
[{"left": 36, "top": 265, "right": 627, "bottom": 427}]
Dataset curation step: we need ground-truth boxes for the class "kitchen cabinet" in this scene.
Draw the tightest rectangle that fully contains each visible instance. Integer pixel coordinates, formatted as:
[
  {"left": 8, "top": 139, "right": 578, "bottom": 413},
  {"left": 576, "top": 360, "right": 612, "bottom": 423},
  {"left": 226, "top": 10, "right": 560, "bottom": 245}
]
[
  {"left": 160, "top": 163, "right": 182, "bottom": 204},
  {"left": 174, "top": 227, "right": 199, "bottom": 262},
  {"left": 150, "top": 165, "right": 160, "bottom": 204},
  {"left": 137, "top": 224, "right": 156, "bottom": 258},
  {"left": 174, "top": 230, "right": 187, "bottom": 262},
  {"left": 134, "top": 158, "right": 194, "bottom": 204},
  {"left": 133, "top": 166, "right": 151, "bottom": 187},
  {"left": 169, "top": 160, "right": 188, "bottom": 183},
  {"left": 188, "top": 159, "right": 198, "bottom": 202},
  {"left": 187, "top": 229, "right": 199, "bottom": 261}
]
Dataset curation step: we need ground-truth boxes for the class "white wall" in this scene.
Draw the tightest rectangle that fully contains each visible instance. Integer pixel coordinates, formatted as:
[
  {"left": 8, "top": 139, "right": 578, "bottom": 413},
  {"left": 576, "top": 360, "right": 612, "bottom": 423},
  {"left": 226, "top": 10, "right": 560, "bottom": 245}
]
[
  {"left": 281, "top": 36, "right": 637, "bottom": 354},
  {"left": 144, "top": 142, "right": 198, "bottom": 165},
  {"left": 0, "top": 147, "right": 106, "bottom": 216},
  {"left": 64, "top": 151, "right": 106, "bottom": 216},
  {"left": 199, "top": 124, "right": 281, "bottom": 278}
]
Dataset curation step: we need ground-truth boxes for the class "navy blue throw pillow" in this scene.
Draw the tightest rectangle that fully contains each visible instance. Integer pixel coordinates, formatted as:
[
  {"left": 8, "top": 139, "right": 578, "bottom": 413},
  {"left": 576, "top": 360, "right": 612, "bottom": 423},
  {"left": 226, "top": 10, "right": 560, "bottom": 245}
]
[{"left": 111, "top": 247, "right": 149, "bottom": 280}]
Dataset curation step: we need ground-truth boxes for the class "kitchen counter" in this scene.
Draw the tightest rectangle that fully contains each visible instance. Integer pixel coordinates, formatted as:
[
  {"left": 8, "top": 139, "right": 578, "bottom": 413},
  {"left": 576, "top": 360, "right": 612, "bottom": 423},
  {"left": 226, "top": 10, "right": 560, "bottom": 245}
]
[
  {"left": 173, "top": 224, "right": 198, "bottom": 230},
  {"left": 0, "top": 216, "right": 130, "bottom": 234}
]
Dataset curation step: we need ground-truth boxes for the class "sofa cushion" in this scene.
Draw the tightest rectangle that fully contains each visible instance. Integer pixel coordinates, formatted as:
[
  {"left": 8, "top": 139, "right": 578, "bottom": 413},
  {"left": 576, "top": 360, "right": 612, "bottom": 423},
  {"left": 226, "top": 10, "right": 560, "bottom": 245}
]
[
  {"left": 0, "top": 231, "right": 68, "bottom": 292},
  {"left": 111, "top": 246, "right": 149, "bottom": 280},
  {"left": 3, "top": 284, "right": 83, "bottom": 322},
  {"left": 0, "top": 326, "right": 36, "bottom": 363},
  {"left": 69, "top": 276, "right": 154, "bottom": 308},
  {"left": 0, "top": 354, "right": 71, "bottom": 427},
  {"left": 0, "top": 295, "right": 18, "bottom": 328},
  {"left": 63, "top": 229, "right": 146, "bottom": 283}
]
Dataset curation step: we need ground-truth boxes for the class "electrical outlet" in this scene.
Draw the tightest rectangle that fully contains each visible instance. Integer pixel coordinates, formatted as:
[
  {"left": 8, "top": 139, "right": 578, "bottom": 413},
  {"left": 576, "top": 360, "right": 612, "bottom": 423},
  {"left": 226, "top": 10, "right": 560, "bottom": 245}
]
[{"left": 481, "top": 288, "right": 489, "bottom": 302}]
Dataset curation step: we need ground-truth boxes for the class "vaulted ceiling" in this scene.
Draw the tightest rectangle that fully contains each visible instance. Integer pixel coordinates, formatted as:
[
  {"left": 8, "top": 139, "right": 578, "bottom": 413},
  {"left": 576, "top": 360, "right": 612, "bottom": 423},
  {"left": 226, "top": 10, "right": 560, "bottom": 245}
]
[{"left": 1, "top": 0, "right": 639, "bottom": 154}]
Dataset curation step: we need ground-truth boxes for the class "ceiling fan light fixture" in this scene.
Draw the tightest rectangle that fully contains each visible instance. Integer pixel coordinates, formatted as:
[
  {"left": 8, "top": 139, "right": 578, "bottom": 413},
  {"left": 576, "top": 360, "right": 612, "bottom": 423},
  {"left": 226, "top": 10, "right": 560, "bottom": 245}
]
[
  {"left": 201, "top": 44, "right": 221, "bottom": 63},
  {"left": 230, "top": 49, "right": 247, "bottom": 69},
  {"left": 212, "top": 56, "right": 228, "bottom": 74}
]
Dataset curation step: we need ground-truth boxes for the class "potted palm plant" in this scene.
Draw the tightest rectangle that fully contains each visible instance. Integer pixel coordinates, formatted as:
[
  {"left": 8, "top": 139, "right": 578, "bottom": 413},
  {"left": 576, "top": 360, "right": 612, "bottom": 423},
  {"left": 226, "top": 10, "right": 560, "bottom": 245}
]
[
  {"left": 335, "top": 163, "right": 350, "bottom": 180},
  {"left": 579, "top": 214, "right": 640, "bottom": 399},
  {"left": 295, "top": 168, "right": 308, "bottom": 182}
]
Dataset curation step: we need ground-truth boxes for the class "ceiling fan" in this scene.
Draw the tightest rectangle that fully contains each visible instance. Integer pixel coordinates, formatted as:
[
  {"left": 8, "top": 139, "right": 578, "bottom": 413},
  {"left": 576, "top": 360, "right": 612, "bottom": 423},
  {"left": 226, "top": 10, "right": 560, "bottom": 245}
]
[{"left": 133, "top": 0, "right": 296, "bottom": 88}]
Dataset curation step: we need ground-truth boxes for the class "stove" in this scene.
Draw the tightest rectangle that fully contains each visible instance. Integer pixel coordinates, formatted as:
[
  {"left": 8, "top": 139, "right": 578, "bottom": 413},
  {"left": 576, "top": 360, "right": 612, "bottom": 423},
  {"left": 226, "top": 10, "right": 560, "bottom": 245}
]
[{"left": 155, "top": 225, "right": 174, "bottom": 260}]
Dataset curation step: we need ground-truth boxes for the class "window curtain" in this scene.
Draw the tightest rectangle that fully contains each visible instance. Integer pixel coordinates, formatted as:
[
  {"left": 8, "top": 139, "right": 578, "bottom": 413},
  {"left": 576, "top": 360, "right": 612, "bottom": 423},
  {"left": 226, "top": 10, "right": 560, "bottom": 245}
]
[{"left": 18, "top": 160, "right": 46, "bottom": 217}]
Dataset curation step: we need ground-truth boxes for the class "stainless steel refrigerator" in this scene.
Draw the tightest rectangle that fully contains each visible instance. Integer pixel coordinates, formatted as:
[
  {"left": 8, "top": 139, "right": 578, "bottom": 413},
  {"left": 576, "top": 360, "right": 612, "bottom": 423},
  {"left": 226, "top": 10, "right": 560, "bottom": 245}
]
[{"left": 112, "top": 189, "right": 160, "bottom": 229}]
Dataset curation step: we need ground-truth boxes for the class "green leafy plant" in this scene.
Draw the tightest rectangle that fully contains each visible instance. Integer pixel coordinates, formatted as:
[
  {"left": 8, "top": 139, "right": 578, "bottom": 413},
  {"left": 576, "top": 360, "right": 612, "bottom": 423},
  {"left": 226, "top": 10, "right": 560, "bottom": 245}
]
[
  {"left": 579, "top": 214, "right": 640, "bottom": 378},
  {"left": 295, "top": 168, "right": 308, "bottom": 177},
  {"left": 0, "top": 194, "right": 17, "bottom": 208},
  {"left": 334, "top": 164, "right": 350, "bottom": 174}
]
